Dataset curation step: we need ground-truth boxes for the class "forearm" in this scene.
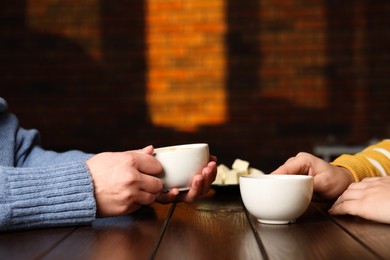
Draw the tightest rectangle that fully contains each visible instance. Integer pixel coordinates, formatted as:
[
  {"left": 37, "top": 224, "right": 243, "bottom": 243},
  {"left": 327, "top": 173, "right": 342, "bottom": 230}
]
[
  {"left": 19, "top": 144, "right": 93, "bottom": 167},
  {"left": 14, "top": 126, "right": 94, "bottom": 168},
  {"left": 0, "top": 97, "right": 97, "bottom": 230}
]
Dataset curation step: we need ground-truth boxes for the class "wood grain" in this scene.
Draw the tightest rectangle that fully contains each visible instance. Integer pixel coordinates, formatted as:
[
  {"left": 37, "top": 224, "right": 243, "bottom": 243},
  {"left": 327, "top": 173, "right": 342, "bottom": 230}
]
[
  {"left": 0, "top": 227, "right": 76, "bottom": 259},
  {"left": 330, "top": 213, "right": 390, "bottom": 259},
  {"left": 249, "top": 202, "right": 379, "bottom": 259},
  {"left": 154, "top": 188, "right": 263, "bottom": 260},
  {"left": 42, "top": 203, "right": 173, "bottom": 260},
  {"left": 2, "top": 187, "right": 390, "bottom": 259}
]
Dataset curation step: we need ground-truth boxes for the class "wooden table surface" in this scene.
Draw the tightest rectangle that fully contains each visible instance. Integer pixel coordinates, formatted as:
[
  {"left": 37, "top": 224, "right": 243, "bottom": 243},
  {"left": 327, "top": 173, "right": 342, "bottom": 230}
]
[{"left": 1, "top": 186, "right": 390, "bottom": 260}]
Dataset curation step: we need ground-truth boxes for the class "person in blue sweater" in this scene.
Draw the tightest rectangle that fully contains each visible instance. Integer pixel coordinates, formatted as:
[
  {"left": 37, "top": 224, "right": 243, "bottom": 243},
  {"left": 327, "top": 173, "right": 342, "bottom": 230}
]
[{"left": 0, "top": 97, "right": 217, "bottom": 231}]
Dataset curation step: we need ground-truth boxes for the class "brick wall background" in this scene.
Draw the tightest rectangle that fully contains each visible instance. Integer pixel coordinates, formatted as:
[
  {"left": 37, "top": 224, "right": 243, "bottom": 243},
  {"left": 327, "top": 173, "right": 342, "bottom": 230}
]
[{"left": 2, "top": 0, "right": 390, "bottom": 172}]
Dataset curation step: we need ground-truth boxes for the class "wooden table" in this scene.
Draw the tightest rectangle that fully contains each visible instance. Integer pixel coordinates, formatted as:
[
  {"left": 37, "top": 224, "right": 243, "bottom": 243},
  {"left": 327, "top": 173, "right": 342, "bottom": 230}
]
[{"left": 1, "top": 186, "right": 390, "bottom": 260}]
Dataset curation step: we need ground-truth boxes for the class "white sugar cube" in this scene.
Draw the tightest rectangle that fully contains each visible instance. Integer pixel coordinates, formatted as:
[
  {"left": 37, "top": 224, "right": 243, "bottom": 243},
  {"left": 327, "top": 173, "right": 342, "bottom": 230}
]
[{"left": 232, "top": 159, "right": 249, "bottom": 172}]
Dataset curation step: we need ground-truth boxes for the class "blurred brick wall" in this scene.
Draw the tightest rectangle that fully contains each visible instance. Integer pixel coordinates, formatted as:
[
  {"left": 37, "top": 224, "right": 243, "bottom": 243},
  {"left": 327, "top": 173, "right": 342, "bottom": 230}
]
[
  {"left": 147, "top": 0, "right": 227, "bottom": 131},
  {"left": 1, "top": 1, "right": 390, "bottom": 172}
]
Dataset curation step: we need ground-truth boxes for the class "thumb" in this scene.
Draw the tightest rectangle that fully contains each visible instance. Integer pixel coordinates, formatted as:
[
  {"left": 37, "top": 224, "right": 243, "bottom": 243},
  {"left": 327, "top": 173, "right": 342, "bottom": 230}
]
[{"left": 135, "top": 145, "right": 154, "bottom": 155}]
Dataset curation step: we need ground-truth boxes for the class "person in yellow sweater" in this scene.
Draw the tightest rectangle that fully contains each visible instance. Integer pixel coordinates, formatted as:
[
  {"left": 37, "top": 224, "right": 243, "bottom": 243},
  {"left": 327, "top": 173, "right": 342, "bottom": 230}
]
[{"left": 272, "top": 139, "right": 390, "bottom": 224}]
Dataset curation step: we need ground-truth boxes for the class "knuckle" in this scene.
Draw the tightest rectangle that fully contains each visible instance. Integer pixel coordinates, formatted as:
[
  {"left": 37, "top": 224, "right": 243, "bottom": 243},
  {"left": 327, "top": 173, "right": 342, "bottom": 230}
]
[
  {"left": 296, "top": 152, "right": 310, "bottom": 158},
  {"left": 125, "top": 173, "right": 138, "bottom": 185},
  {"left": 125, "top": 153, "right": 137, "bottom": 167}
]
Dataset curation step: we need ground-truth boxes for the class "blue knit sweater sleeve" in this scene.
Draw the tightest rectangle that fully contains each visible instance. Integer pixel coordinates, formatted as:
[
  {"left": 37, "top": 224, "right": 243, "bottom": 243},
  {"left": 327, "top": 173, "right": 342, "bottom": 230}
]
[{"left": 0, "top": 98, "right": 96, "bottom": 231}]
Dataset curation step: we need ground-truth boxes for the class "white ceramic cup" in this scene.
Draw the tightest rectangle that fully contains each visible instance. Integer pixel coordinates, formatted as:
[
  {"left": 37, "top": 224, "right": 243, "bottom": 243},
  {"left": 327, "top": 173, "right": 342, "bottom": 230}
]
[
  {"left": 239, "top": 174, "right": 313, "bottom": 224},
  {"left": 154, "top": 143, "right": 209, "bottom": 191}
]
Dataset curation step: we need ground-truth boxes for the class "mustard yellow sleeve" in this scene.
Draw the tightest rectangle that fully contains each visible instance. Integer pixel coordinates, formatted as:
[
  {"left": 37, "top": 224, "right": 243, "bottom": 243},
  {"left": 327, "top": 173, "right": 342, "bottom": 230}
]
[{"left": 331, "top": 139, "right": 390, "bottom": 182}]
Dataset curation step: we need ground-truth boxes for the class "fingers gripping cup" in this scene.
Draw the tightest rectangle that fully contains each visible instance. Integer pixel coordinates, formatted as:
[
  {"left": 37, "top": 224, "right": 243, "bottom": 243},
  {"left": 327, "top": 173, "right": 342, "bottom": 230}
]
[
  {"left": 154, "top": 143, "right": 209, "bottom": 191},
  {"left": 239, "top": 174, "right": 313, "bottom": 224}
]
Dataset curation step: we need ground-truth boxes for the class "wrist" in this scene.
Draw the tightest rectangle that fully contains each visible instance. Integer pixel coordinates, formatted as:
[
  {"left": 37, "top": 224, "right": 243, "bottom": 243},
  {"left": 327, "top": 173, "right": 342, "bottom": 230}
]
[{"left": 335, "top": 166, "right": 355, "bottom": 193}]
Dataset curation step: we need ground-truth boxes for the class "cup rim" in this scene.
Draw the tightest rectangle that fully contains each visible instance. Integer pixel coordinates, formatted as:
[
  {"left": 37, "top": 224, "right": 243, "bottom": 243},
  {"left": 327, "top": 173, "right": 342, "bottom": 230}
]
[
  {"left": 154, "top": 143, "right": 208, "bottom": 153},
  {"left": 240, "top": 174, "right": 313, "bottom": 181}
]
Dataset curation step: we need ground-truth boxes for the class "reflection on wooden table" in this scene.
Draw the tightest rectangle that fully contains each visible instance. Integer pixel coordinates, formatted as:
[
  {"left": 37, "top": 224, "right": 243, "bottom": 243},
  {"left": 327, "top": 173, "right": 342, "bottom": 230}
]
[{"left": 1, "top": 186, "right": 390, "bottom": 259}]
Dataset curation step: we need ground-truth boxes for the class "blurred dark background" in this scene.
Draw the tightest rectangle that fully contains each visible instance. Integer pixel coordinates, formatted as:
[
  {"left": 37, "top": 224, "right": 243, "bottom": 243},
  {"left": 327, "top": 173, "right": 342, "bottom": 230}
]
[{"left": 2, "top": 1, "right": 390, "bottom": 172}]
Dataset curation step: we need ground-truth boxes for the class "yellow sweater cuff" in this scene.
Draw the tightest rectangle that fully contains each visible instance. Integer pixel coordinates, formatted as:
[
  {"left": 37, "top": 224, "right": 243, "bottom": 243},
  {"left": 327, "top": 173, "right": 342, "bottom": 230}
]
[
  {"left": 331, "top": 154, "right": 379, "bottom": 182},
  {"left": 331, "top": 140, "right": 390, "bottom": 182}
]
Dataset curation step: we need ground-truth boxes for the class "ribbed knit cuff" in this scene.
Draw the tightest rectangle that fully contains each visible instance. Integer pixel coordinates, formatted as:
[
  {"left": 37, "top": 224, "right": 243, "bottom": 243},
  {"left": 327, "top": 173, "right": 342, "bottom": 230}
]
[
  {"left": 331, "top": 154, "right": 378, "bottom": 182},
  {"left": 1, "top": 161, "right": 96, "bottom": 231}
]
